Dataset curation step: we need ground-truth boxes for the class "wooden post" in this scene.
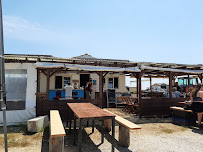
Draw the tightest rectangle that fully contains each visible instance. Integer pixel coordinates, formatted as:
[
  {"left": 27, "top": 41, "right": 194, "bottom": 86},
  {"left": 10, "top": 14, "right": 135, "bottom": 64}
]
[
  {"left": 138, "top": 72, "right": 142, "bottom": 101},
  {"left": 37, "top": 69, "right": 40, "bottom": 93},
  {"left": 188, "top": 75, "right": 190, "bottom": 87},
  {"left": 149, "top": 77, "right": 152, "bottom": 92},
  {"left": 46, "top": 69, "right": 50, "bottom": 100},
  {"left": 138, "top": 72, "right": 142, "bottom": 119},
  {"left": 118, "top": 124, "right": 130, "bottom": 147},
  {"left": 169, "top": 72, "right": 173, "bottom": 99},
  {"left": 104, "top": 119, "right": 111, "bottom": 132},
  {"left": 99, "top": 71, "right": 103, "bottom": 108},
  {"left": 136, "top": 75, "right": 139, "bottom": 98},
  {"left": 49, "top": 136, "right": 64, "bottom": 152}
]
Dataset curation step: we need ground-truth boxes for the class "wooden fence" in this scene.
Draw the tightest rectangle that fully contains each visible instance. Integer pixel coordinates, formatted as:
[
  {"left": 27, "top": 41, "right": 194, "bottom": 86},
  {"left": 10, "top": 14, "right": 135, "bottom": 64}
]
[{"left": 139, "top": 97, "right": 190, "bottom": 118}]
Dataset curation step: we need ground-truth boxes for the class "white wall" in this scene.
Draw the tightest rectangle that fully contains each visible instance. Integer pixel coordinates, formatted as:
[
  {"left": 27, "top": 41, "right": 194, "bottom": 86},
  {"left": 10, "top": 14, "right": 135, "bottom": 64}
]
[
  {"left": 0, "top": 63, "right": 37, "bottom": 125},
  {"left": 40, "top": 72, "right": 127, "bottom": 93}
]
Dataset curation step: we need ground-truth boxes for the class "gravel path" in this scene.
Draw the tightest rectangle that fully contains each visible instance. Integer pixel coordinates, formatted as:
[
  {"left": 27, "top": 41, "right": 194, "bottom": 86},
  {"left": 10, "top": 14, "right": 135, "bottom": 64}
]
[{"left": 2, "top": 108, "right": 203, "bottom": 152}]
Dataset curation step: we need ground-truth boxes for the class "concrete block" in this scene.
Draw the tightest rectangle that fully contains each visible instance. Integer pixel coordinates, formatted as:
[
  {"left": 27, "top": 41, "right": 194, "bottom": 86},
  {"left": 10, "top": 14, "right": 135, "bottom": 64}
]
[{"left": 27, "top": 115, "right": 49, "bottom": 132}]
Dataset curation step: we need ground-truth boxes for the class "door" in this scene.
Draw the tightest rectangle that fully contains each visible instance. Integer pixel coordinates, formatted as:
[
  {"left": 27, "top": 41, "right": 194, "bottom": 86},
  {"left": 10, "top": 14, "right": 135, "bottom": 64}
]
[
  {"left": 80, "top": 74, "right": 90, "bottom": 88},
  {"left": 80, "top": 74, "right": 90, "bottom": 99}
]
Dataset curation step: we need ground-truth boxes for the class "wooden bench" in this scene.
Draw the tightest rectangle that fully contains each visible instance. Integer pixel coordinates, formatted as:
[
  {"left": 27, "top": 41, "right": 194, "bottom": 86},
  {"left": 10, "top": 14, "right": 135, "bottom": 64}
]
[
  {"left": 50, "top": 110, "right": 66, "bottom": 152},
  {"left": 104, "top": 109, "right": 141, "bottom": 147},
  {"left": 170, "top": 106, "right": 196, "bottom": 126}
]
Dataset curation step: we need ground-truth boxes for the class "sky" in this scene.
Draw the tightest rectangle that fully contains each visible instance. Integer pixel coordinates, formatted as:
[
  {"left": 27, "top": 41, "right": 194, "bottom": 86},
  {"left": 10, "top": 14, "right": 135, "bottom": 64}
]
[{"left": 2, "top": 0, "right": 203, "bottom": 64}]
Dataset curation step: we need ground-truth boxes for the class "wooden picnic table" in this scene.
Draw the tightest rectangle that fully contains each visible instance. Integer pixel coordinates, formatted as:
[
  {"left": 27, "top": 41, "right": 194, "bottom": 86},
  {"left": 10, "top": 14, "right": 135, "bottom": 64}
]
[{"left": 67, "top": 103, "right": 116, "bottom": 152}]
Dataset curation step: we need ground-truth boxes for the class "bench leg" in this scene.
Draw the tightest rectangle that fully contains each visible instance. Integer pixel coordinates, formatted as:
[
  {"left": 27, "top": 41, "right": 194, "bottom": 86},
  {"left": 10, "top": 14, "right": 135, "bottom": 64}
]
[
  {"left": 92, "top": 120, "right": 95, "bottom": 133},
  {"left": 104, "top": 119, "right": 111, "bottom": 132},
  {"left": 118, "top": 124, "right": 130, "bottom": 147},
  {"left": 49, "top": 136, "right": 64, "bottom": 152},
  {"left": 73, "top": 115, "right": 77, "bottom": 146},
  {"left": 112, "top": 118, "right": 115, "bottom": 152}
]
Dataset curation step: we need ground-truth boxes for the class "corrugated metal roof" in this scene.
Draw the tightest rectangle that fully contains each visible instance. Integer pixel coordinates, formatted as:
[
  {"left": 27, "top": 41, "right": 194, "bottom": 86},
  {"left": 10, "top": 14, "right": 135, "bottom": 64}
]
[{"left": 4, "top": 54, "right": 203, "bottom": 75}]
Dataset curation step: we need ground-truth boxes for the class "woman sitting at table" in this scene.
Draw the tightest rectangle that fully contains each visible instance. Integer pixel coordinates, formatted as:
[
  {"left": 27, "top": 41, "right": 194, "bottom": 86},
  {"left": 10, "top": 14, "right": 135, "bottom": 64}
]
[{"left": 190, "top": 83, "right": 203, "bottom": 127}]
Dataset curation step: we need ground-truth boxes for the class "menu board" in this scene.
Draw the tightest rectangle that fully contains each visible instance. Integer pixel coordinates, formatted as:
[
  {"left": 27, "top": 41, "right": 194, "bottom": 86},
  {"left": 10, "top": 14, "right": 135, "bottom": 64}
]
[{"left": 106, "top": 89, "right": 117, "bottom": 108}]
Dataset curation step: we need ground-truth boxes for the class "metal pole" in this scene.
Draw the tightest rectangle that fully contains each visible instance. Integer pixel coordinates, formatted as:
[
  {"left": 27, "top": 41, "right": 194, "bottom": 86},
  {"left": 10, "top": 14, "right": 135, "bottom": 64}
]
[{"left": 0, "top": 0, "right": 8, "bottom": 151}]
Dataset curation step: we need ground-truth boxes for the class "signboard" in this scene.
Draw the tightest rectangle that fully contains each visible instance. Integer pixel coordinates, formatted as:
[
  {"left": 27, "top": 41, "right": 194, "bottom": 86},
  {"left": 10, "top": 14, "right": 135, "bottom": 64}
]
[{"left": 106, "top": 89, "right": 117, "bottom": 108}]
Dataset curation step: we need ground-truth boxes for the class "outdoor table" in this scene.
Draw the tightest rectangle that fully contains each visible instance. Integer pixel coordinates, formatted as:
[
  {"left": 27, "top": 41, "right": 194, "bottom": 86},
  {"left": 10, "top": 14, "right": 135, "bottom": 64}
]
[{"left": 67, "top": 103, "right": 116, "bottom": 152}]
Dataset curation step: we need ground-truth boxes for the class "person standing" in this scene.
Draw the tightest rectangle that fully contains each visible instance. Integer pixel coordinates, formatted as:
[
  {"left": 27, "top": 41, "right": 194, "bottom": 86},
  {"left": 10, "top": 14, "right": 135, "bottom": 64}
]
[
  {"left": 190, "top": 84, "right": 203, "bottom": 127},
  {"left": 85, "top": 78, "right": 93, "bottom": 99},
  {"left": 64, "top": 84, "right": 74, "bottom": 99}
]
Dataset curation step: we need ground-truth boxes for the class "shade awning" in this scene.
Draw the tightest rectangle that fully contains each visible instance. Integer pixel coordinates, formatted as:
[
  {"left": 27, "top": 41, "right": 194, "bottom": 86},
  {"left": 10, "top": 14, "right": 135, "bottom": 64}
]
[{"left": 35, "top": 62, "right": 141, "bottom": 73}]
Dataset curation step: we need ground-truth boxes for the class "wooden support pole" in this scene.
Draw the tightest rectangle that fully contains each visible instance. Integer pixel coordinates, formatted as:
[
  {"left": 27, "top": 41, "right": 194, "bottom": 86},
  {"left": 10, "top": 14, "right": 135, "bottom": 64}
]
[
  {"left": 136, "top": 75, "right": 139, "bottom": 99},
  {"left": 37, "top": 69, "right": 40, "bottom": 93},
  {"left": 138, "top": 72, "right": 142, "bottom": 119},
  {"left": 138, "top": 72, "right": 142, "bottom": 101},
  {"left": 46, "top": 69, "right": 50, "bottom": 100},
  {"left": 99, "top": 71, "right": 104, "bottom": 108},
  {"left": 149, "top": 77, "right": 152, "bottom": 92},
  {"left": 188, "top": 75, "right": 190, "bottom": 87},
  {"left": 49, "top": 136, "right": 64, "bottom": 152},
  {"left": 169, "top": 72, "right": 173, "bottom": 99},
  {"left": 118, "top": 124, "right": 130, "bottom": 147}
]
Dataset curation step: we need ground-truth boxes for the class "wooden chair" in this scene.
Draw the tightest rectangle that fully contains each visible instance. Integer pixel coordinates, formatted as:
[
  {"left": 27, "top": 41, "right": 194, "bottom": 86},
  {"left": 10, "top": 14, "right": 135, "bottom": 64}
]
[
  {"left": 72, "top": 92, "right": 78, "bottom": 99},
  {"left": 53, "top": 90, "right": 61, "bottom": 100}
]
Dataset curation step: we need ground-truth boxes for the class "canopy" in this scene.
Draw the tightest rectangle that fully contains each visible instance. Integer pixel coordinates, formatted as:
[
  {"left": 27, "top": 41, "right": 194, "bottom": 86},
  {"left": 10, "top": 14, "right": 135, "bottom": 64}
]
[{"left": 35, "top": 62, "right": 141, "bottom": 73}]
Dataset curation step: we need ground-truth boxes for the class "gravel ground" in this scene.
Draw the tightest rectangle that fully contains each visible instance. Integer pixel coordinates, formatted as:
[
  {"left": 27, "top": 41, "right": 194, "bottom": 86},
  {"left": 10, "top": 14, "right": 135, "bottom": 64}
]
[
  {"left": 62, "top": 123, "right": 203, "bottom": 152},
  {"left": 61, "top": 108, "right": 203, "bottom": 152},
  {"left": 1, "top": 108, "right": 203, "bottom": 152}
]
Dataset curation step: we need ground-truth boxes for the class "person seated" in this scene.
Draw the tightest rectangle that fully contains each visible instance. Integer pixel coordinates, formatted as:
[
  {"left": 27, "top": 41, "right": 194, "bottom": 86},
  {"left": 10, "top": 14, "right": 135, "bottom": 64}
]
[{"left": 172, "top": 87, "right": 182, "bottom": 98}]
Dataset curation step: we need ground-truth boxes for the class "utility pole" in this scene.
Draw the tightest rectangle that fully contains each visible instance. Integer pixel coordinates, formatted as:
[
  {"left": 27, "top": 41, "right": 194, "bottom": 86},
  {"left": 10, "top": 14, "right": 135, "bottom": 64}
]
[{"left": 0, "top": 0, "right": 8, "bottom": 151}]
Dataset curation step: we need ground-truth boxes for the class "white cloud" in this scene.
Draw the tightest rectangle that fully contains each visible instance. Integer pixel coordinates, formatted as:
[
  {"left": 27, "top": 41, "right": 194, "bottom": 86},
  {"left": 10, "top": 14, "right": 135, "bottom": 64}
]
[{"left": 3, "top": 15, "right": 82, "bottom": 44}]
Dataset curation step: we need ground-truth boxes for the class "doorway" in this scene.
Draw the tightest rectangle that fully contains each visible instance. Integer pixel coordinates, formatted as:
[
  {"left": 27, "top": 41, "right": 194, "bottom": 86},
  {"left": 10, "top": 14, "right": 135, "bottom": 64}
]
[{"left": 80, "top": 74, "right": 90, "bottom": 99}]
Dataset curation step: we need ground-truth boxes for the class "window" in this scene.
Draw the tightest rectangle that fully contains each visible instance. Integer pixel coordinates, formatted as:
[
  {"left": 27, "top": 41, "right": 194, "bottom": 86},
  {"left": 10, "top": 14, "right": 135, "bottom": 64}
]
[
  {"left": 114, "top": 77, "right": 118, "bottom": 88},
  {"left": 108, "top": 77, "right": 119, "bottom": 89},
  {"left": 108, "top": 78, "right": 113, "bottom": 88},
  {"left": 55, "top": 76, "right": 62, "bottom": 89},
  {"left": 64, "top": 77, "right": 71, "bottom": 86},
  {"left": 3, "top": 69, "right": 27, "bottom": 110}
]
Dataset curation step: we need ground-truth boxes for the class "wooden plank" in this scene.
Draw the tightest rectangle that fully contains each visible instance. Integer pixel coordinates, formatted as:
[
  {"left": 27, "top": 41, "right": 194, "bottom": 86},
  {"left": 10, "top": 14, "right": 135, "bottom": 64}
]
[
  {"left": 67, "top": 103, "right": 115, "bottom": 119},
  {"left": 104, "top": 109, "right": 141, "bottom": 130},
  {"left": 170, "top": 106, "right": 193, "bottom": 113},
  {"left": 50, "top": 110, "right": 66, "bottom": 137}
]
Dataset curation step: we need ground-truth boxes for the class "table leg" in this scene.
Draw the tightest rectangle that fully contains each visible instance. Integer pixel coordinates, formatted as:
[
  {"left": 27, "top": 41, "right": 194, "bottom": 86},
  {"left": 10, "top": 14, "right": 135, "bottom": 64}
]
[
  {"left": 66, "top": 107, "right": 69, "bottom": 127},
  {"left": 69, "top": 118, "right": 72, "bottom": 134},
  {"left": 112, "top": 118, "right": 115, "bottom": 152},
  {"left": 78, "top": 119, "right": 82, "bottom": 152},
  {"left": 73, "top": 115, "right": 76, "bottom": 146},
  {"left": 87, "top": 120, "right": 89, "bottom": 127},
  {"left": 101, "top": 120, "right": 104, "bottom": 143},
  {"left": 92, "top": 119, "right": 95, "bottom": 133}
]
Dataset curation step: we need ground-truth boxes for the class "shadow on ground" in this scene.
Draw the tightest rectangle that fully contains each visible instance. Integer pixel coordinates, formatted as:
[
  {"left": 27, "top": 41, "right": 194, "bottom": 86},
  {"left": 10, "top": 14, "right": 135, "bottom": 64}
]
[{"left": 41, "top": 121, "right": 133, "bottom": 152}]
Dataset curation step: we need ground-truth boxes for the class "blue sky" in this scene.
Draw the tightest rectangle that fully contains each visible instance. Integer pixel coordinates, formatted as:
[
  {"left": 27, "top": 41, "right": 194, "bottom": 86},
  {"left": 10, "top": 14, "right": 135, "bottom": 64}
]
[{"left": 2, "top": 0, "right": 203, "bottom": 64}]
